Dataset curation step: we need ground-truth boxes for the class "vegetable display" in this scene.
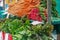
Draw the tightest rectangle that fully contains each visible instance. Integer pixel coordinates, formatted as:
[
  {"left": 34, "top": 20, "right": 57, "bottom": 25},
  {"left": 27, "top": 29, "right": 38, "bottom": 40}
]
[
  {"left": 0, "top": 0, "right": 58, "bottom": 40},
  {"left": 0, "top": 19, "right": 53, "bottom": 40}
]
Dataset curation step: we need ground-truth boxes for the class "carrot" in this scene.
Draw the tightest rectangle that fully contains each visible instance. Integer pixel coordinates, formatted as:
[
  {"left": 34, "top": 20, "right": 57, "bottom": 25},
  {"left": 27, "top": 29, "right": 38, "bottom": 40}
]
[{"left": 8, "top": 0, "right": 40, "bottom": 17}]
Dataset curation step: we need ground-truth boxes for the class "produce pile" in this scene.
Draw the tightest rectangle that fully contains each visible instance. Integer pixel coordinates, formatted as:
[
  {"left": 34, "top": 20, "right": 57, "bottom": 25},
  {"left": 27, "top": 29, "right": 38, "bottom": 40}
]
[
  {"left": 8, "top": 0, "right": 58, "bottom": 20},
  {"left": 0, "top": 18, "right": 53, "bottom": 40},
  {"left": 8, "top": 0, "right": 40, "bottom": 17},
  {"left": 0, "top": 0, "right": 58, "bottom": 40}
]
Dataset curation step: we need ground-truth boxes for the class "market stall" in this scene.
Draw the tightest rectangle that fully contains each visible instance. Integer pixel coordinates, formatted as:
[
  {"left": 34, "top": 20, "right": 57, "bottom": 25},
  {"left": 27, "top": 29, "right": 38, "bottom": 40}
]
[{"left": 0, "top": 0, "right": 59, "bottom": 40}]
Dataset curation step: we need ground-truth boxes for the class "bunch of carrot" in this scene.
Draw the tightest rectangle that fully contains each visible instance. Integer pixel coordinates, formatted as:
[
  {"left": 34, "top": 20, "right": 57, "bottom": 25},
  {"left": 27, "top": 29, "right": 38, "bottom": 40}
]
[{"left": 8, "top": 0, "right": 40, "bottom": 17}]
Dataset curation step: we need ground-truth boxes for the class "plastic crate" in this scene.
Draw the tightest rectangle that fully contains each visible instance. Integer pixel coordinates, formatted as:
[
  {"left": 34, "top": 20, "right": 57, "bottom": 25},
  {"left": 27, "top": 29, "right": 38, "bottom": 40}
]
[{"left": 52, "top": 17, "right": 60, "bottom": 34}]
